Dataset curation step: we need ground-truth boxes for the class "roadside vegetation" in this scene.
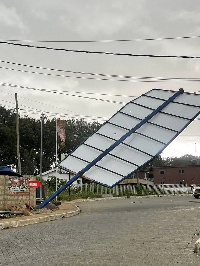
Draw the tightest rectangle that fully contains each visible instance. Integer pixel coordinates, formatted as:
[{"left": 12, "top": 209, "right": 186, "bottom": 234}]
[{"left": 44, "top": 176, "right": 190, "bottom": 202}]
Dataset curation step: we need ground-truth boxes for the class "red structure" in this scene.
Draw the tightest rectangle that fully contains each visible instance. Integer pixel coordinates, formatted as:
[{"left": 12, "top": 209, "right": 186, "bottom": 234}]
[{"left": 153, "top": 166, "right": 200, "bottom": 186}]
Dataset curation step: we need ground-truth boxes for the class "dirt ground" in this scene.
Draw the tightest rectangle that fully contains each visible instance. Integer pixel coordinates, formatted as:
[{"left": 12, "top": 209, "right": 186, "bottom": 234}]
[{"left": 0, "top": 201, "right": 78, "bottom": 224}]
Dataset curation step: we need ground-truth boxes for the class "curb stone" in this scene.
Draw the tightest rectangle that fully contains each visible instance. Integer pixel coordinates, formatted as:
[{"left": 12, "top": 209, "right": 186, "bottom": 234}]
[{"left": 0, "top": 206, "right": 80, "bottom": 230}]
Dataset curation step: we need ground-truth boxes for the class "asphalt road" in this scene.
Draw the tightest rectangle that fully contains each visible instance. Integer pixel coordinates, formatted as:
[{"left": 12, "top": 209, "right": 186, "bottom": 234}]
[{"left": 1, "top": 195, "right": 200, "bottom": 266}]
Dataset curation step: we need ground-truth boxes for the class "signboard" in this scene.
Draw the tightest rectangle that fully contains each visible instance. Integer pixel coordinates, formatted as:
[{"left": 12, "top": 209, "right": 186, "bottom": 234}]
[
  {"left": 59, "top": 89, "right": 200, "bottom": 187},
  {"left": 8, "top": 176, "right": 29, "bottom": 194},
  {"left": 29, "top": 180, "right": 42, "bottom": 188},
  {"left": 38, "top": 88, "right": 200, "bottom": 209}
]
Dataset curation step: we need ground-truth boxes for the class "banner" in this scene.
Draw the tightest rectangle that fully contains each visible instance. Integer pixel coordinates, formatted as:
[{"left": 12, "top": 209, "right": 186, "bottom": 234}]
[{"left": 8, "top": 176, "right": 29, "bottom": 194}]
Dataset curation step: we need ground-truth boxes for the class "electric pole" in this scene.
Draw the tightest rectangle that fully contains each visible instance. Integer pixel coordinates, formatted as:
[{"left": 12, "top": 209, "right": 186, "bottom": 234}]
[
  {"left": 15, "top": 93, "right": 21, "bottom": 175},
  {"left": 40, "top": 113, "right": 46, "bottom": 201}
]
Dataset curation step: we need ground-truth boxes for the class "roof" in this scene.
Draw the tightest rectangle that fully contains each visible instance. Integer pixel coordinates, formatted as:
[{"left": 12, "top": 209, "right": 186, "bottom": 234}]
[
  {"left": 0, "top": 166, "right": 22, "bottom": 177},
  {"left": 154, "top": 165, "right": 200, "bottom": 169},
  {"left": 42, "top": 168, "right": 69, "bottom": 176}
]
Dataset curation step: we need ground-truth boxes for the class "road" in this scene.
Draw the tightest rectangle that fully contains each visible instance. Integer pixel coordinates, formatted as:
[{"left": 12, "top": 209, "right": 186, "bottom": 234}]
[{"left": 0, "top": 195, "right": 200, "bottom": 266}]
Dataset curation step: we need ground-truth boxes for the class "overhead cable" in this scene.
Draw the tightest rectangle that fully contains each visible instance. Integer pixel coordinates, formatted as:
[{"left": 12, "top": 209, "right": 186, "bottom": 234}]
[
  {"left": 0, "top": 100, "right": 107, "bottom": 122},
  {"left": 0, "top": 59, "right": 171, "bottom": 81},
  {"left": 0, "top": 89, "right": 80, "bottom": 116},
  {"left": 1, "top": 60, "right": 200, "bottom": 83},
  {"left": 0, "top": 65, "right": 141, "bottom": 83},
  {"left": 0, "top": 82, "right": 128, "bottom": 105},
  {"left": 0, "top": 41, "right": 200, "bottom": 59},
  {"left": 3, "top": 35, "right": 200, "bottom": 43}
]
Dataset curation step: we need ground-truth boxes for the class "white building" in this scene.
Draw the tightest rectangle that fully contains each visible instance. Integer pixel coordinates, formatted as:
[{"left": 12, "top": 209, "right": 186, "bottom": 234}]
[{"left": 42, "top": 168, "right": 82, "bottom": 187}]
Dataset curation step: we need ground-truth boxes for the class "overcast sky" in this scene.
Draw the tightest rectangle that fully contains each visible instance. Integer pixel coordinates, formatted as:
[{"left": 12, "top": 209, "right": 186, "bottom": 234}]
[{"left": 0, "top": 0, "right": 200, "bottom": 157}]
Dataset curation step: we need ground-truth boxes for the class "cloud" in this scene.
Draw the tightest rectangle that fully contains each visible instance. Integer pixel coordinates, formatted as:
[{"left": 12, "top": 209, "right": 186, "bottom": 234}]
[
  {"left": 0, "top": 0, "right": 200, "bottom": 157},
  {"left": 0, "top": 3, "right": 27, "bottom": 35}
]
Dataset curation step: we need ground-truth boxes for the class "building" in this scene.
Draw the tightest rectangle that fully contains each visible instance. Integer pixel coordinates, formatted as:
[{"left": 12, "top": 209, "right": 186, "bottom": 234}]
[
  {"left": 42, "top": 168, "right": 82, "bottom": 187},
  {"left": 120, "top": 170, "right": 154, "bottom": 186},
  {"left": 153, "top": 166, "right": 200, "bottom": 186}
]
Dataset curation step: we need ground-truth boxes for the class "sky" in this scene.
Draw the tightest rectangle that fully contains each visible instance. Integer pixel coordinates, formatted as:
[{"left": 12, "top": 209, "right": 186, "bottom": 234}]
[{"left": 0, "top": 0, "right": 200, "bottom": 158}]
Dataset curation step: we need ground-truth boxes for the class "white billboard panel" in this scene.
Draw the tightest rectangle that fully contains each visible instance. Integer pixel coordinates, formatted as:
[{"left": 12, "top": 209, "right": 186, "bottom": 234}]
[{"left": 59, "top": 89, "right": 200, "bottom": 187}]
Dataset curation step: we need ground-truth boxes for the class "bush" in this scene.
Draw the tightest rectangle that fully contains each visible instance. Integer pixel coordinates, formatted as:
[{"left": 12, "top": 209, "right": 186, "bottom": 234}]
[{"left": 135, "top": 184, "right": 143, "bottom": 195}]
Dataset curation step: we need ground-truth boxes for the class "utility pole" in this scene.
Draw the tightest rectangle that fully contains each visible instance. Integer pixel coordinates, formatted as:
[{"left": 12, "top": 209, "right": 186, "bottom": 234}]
[
  {"left": 15, "top": 93, "right": 21, "bottom": 175},
  {"left": 68, "top": 171, "right": 71, "bottom": 200},
  {"left": 40, "top": 113, "right": 45, "bottom": 201},
  {"left": 56, "top": 119, "right": 58, "bottom": 201}
]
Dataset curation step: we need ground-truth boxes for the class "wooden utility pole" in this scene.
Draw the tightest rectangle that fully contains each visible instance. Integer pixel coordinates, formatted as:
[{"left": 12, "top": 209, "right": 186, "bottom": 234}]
[
  {"left": 39, "top": 113, "right": 46, "bottom": 201},
  {"left": 15, "top": 93, "right": 21, "bottom": 175}
]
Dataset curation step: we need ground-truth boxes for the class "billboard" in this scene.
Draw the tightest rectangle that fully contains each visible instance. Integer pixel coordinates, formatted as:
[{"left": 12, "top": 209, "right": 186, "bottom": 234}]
[{"left": 59, "top": 89, "right": 200, "bottom": 187}]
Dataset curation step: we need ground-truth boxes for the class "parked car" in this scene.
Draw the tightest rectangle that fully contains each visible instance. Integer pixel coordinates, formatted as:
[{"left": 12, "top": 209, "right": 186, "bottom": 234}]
[{"left": 193, "top": 187, "right": 200, "bottom": 199}]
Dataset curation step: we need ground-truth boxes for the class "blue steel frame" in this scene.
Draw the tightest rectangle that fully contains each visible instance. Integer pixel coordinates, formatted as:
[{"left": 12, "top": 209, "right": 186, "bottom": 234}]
[{"left": 37, "top": 89, "right": 184, "bottom": 209}]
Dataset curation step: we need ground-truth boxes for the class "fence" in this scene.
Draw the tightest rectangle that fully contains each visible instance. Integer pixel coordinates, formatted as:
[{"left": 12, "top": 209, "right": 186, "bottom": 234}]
[{"left": 57, "top": 183, "right": 192, "bottom": 200}]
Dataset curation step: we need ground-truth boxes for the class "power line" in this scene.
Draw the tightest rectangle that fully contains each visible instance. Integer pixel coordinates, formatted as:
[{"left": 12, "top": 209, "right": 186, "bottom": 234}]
[
  {"left": 1, "top": 60, "right": 200, "bottom": 83},
  {"left": 0, "top": 65, "right": 140, "bottom": 83},
  {"left": 3, "top": 35, "right": 200, "bottom": 43},
  {"left": 1, "top": 41, "right": 200, "bottom": 59},
  {"left": 0, "top": 100, "right": 107, "bottom": 122},
  {"left": 0, "top": 89, "right": 80, "bottom": 116},
  {"left": 0, "top": 82, "right": 128, "bottom": 105},
  {"left": 0, "top": 88, "right": 133, "bottom": 105},
  {"left": 1, "top": 59, "right": 137, "bottom": 80}
]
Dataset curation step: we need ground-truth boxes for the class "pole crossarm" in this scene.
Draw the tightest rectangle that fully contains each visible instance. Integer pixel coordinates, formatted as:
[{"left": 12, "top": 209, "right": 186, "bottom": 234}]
[{"left": 37, "top": 89, "right": 184, "bottom": 209}]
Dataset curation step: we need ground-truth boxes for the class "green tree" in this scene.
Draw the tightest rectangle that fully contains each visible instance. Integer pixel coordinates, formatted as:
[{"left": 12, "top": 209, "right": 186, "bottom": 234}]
[
  {"left": 0, "top": 106, "right": 100, "bottom": 175},
  {"left": 64, "top": 118, "right": 100, "bottom": 154},
  {"left": 0, "top": 106, "right": 16, "bottom": 167}
]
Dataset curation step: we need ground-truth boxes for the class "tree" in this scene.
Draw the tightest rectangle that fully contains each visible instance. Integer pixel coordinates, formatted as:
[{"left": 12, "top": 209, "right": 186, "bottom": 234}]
[
  {"left": 0, "top": 106, "right": 16, "bottom": 167},
  {"left": 0, "top": 106, "right": 100, "bottom": 175},
  {"left": 44, "top": 175, "right": 66, "bottom": 191},
  {"left": 64, "top": 118, "right": 100, "bottom": 154}
]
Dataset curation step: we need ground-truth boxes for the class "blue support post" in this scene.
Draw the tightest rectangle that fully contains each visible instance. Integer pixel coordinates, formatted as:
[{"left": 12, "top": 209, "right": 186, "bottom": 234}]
[
  {"left": 37, "top": 88, "right": 184, "bottom": 209},
  {"left": 37, "top": 172, "right": 82, "bottom": 209}
]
